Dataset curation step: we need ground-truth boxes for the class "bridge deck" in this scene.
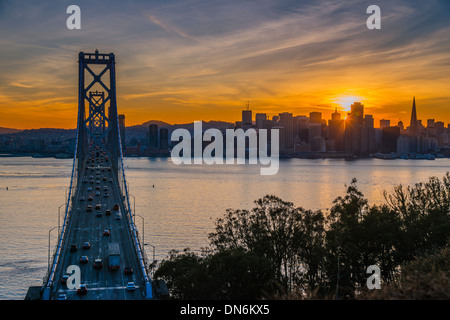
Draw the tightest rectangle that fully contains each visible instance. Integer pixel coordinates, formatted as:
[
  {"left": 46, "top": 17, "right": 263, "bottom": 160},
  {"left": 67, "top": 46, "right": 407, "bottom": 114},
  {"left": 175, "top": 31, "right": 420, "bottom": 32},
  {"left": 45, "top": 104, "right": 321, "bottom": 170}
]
[{"left": 51, "top": 146, "right": 146, "bottom": 300}]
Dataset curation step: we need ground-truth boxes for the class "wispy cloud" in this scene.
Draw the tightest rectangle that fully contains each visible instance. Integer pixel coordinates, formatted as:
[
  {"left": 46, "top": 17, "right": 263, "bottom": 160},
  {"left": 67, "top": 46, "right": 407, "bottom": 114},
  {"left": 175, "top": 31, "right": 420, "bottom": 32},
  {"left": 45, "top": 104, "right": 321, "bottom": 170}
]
[
  {"left": 10, "top": 82, "right": 34, "bottom": 88},
  {"left": 0, "top": 0, "right": 449, "bottom": 128},
  {"left": 148, "top": 14, "right": 196, "bottom": 41}
]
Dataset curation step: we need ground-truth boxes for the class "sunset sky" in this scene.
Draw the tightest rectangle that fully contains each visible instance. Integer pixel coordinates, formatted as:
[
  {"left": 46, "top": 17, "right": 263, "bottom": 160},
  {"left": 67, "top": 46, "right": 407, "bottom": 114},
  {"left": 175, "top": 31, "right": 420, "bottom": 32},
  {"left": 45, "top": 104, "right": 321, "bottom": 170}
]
[{"left": 0, "top": 0, "right": 449, "bottom": 129}]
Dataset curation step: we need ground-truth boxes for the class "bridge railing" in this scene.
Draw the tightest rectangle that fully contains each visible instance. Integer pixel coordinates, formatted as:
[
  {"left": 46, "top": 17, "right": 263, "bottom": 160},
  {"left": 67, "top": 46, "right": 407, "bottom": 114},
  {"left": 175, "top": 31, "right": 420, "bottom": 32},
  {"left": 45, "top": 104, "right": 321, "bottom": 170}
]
[
  {"left": 42, "top": 103, "right": 80, "bottom": 299},
  {"left": 115, "top": 115, "right": 153, "bottom": 298}
]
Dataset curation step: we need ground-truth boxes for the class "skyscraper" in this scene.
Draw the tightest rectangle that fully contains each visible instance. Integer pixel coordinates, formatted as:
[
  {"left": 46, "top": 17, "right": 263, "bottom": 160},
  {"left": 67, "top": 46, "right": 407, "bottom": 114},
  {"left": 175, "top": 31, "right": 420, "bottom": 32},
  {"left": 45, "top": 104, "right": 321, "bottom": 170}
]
[
  {"left": 279, "top": 112, "right": 294, "bottom": 152},
  {"left": 380, "top": 119, "right": 390, "bottom": 128},
  {"left": 409, "top": 97, "right": 418, "bottom": 136},
  {"left": 294, "top": 115, "right": 309, "bottom": 143},
  {"left": 242, "top": 104, "right": 252, "bottom": 130},
  {"left": 309, "top": 112, "right": 322, "bottom": 124},
  {"left": 344, "top": 102, "right": 364, "bottom": 155},
  {"left": 350, "top": 102, "right": 364, "bottom": 124},
  {"left": 331, "top": 108, "right": 341, "bottom": 121},
  {"left": 255, "top": 113, "right": 267, "bottom": 129},
  {"left": 159, "top": 128, "right": 169, "bottom": 149},
  {"left": 328, "top": 109, "right": 344, "bottom": 151},
  {"left": 364, "top": 115, "right": 376, "bottom": 154},
  {"left": 381, "top": 126, "right": 401, "bottom": 153}
]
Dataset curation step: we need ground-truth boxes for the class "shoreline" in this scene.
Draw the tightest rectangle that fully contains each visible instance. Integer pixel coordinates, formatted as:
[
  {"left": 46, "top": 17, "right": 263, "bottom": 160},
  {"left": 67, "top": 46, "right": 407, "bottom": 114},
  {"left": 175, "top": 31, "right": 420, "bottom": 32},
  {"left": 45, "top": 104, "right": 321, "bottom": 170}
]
[{"left": 1, "top": 153, "right": 447, "bottom": 161}]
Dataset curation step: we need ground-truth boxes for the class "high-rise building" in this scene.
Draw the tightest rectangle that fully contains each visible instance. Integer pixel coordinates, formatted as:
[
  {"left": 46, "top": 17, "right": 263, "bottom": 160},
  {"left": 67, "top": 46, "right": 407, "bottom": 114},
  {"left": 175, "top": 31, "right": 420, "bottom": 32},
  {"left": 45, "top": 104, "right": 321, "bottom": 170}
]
[
  {"left": 381, "top": 126, "right": 401, "bottom": 153},
  {"left": 255, "top": 113, "right": 267, "bottom": 129},
  {"left": 309, "top": 123, "right": 323, "bottom": 148},
  {"left": 159, "top": 128, "right": 169, "bottom": 149},
  {"left": 148, "top": 124, "right": 158, "bottom": 148},
  {"left": 364, "top": 115, "right": 376, "bottom": 154},
  {"left": 409, "top": 97, "right": 418, "bottom": 136},
  {"left": 344, "top": 102, "right": 364, "bottom": 155},
  {"left": 279, "top": 112, "right": 294, "bottom": 152},
  {"left": 294, "top": 115, "right": 309, "bottom": 143},
  {"left": 309, "top": 112, "right": 322, "bottom": 124},
  {"left": 397, "top": 135, "right": 410, "bottom": 156},
  {"left": 350, "top": 102, "right": 364, "bottom": 124},
  {"left": 380, "top": 119, "right": 390, "bottom": 128},
  {"left": 364, "top": 115, "right": 374, "bottom": 128},
  {"left": 331, "top": 108, "right": 341, "bottom": 121},
  {"left": 328, "top": 109, "right": 344, "bottom": 151},
  {"left": 272, "top": 115, "right": 279, "bottom": 124},
  {"left": 242, "top": 109, "right": 252, "bottom": 128}
]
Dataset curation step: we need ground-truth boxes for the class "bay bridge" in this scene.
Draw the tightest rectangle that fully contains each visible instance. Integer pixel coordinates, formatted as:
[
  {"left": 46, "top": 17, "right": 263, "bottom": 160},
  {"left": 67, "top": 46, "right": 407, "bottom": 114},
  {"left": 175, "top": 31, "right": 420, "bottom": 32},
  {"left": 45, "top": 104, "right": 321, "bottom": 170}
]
[{"left": 26, "top": 51, "right": 164, "bottom": 300}]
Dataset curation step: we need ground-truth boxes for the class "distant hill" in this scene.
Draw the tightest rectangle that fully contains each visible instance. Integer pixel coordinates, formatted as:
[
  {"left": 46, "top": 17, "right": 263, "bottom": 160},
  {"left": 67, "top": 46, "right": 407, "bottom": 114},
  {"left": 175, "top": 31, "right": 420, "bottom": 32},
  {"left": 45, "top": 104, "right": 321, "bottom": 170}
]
[
  {"left": 140, "top": 120, "right": 172, "bottom": 128},
  {"left": 124, "top": 120, "right": 234, "bottom": 142},
  {"left": 0, "top": 127, "right": 22, "bottom": 135},
  {"left": 0, "top": 120, "right": 235, "bottom": 143}
]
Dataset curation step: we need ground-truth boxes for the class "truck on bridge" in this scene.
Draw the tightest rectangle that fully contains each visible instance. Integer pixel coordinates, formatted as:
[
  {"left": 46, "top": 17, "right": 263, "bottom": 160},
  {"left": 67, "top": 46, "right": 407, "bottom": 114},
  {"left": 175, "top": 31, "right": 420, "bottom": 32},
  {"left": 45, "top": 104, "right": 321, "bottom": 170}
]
[{"left": 108, "top": 242, "right": 120, "bottom": 270}]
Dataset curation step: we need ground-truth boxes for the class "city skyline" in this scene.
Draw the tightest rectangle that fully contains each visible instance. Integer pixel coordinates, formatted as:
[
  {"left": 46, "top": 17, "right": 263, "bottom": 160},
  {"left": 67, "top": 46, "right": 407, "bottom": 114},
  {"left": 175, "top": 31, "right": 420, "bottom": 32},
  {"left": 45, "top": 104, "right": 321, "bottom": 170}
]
[
  {"left": 1, "top": 1, "right": 450, "bottom": 129},
  {"left": 4, "top": 96, "right": 450, "bottom": 160},
  {"left": 0, "top": 96, "right": 445, "bottom": 130}
]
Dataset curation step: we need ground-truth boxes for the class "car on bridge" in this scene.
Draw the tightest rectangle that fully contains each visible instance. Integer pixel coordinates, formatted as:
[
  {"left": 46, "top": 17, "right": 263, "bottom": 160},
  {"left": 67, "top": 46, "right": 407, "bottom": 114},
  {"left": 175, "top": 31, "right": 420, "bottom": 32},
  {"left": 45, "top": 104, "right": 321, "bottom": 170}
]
[
  {"left": 103, "top": 229, "right": 110, "bottom": 236},
  {"left": 58, "top": 294, "right": 68, "bottom": 300},
  {"left": 80, "top": 256, "right": 89, "bottom": 264},
  {"left": 70, "top": 244, "right": 77, "bottom": 252},
  {"left": 96, "top": 211, "right": 102, "bottom": 217},
  {"left": 94, "top": 259, "right": 103, "bottom": 269},
  {"left": 61, "top": 274, "right": 69, "bottom": 284},
  {"left": 83, "top": 242, "right": 90, "bottom": 249},
  {"left": 105, "top": 209, "right": 111, "bottom": 216},
  {"left": 113, "top": 204, "right": 119, "bottom": 211},
  {"left": 124, "top": 266, "right": 133, "bottom": 275},
  {"left": 86, "top": 205, "right": 92, "bottom": 212},
  {"left": 126, "top": 282, "right": 136, "bottom": 291},
  {"left": 77, "top": 284, "right": 88, "bottom": 295},
  {"left": 95, "top": 203, "right": 101, "bottom": 210},
  {"left": 107, "top": 243, "right": 120, "bottom": 270}
]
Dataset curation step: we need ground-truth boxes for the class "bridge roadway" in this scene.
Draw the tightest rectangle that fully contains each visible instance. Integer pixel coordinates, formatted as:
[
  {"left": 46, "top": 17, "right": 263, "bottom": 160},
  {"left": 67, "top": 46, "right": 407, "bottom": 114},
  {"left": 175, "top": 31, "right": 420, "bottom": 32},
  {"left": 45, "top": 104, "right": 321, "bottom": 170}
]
[{"left": 51, "top": 145, "right": 146, "bottom": 300}]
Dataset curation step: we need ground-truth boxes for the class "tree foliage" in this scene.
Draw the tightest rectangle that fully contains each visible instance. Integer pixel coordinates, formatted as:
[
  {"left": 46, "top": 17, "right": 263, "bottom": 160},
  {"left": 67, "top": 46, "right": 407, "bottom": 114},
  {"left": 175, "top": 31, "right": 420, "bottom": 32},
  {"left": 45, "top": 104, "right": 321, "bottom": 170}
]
[{"left": 154, "top": 174, "right": 450, "bottom": 299}]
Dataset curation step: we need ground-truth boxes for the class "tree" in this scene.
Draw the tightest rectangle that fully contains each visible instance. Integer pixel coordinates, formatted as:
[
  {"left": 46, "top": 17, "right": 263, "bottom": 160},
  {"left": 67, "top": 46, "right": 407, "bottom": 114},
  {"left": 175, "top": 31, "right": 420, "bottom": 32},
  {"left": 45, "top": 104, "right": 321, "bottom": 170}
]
[
  {"left": 209, "top": 195, "right": 305, "bottom": 291},
  {"left": 155, "top": 174, "right": 450, "bottom": 300},
  {"left": 154, "top": 248, "right": 276, "bottom": 299},
  {"left": 384, "top": 173, "right": 450, "bottom": 260}
]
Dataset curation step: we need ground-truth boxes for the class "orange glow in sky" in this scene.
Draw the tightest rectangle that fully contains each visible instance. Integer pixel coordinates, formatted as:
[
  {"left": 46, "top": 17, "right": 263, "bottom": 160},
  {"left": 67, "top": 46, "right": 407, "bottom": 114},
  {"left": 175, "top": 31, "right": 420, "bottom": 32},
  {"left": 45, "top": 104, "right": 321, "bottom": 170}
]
[{"left": 1, "top": 1, "right": 450, "bottom": 129}]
